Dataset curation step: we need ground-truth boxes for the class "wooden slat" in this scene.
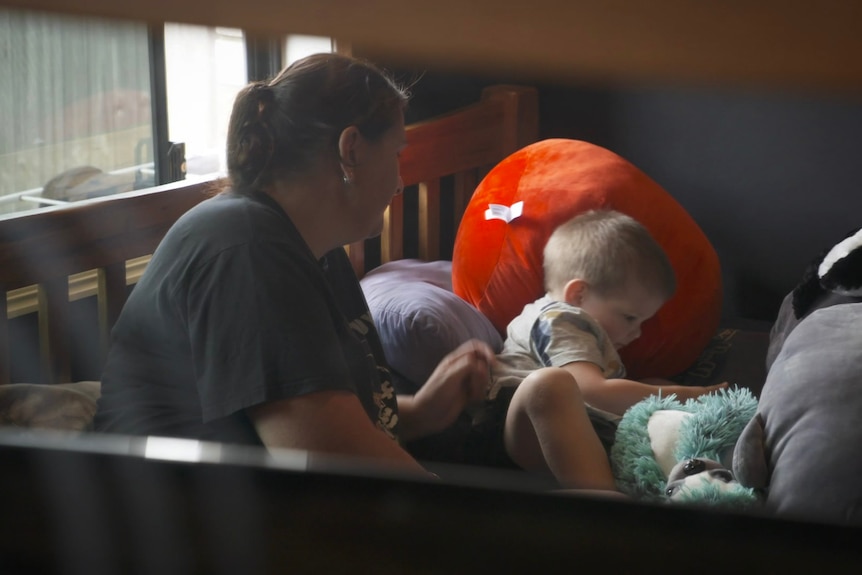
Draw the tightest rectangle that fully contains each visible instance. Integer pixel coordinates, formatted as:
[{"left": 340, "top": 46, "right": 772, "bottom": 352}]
[
  {"left": 417, "top": 180, "right": 440, "bottom": 261},
  {"left": 482, "top": 85, "right": 540, "bottom": 156},
  {"left": 97, "top": 262, "right": 126, "bottom": 361},
  {"left": 37, "top": 279, "right": 70, "bottom": 384},
  {"left": 5, "top": 1, "right": 862, "bottom": 93},
  {"left": 380, "top": 193, "right": 404, "bottom": 264},
  {"left": 453, "top": 169, "right": 478, "bottom": 235}
]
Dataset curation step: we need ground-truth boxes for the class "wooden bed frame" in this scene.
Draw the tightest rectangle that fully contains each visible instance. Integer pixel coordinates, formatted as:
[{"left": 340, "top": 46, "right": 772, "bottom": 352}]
[{"left": 0, "top": 84, "right": 539, "bottom": 386}]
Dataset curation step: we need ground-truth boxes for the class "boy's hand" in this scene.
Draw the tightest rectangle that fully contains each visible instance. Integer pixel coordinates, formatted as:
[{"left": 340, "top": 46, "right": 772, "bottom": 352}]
[{"left": 669, "top": 381, "right": 729, "bottom": 401}]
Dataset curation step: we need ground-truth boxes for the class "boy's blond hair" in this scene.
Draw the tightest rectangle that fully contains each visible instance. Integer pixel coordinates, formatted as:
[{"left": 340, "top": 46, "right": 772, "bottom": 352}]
[{"left": 543, "top": 210, "right": 676, "bottom": 299}]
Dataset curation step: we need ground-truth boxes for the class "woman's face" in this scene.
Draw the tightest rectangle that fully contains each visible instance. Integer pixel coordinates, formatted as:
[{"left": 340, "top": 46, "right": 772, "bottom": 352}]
[{"left": 353, "top": 113, "right": 407, "bottom": 239}]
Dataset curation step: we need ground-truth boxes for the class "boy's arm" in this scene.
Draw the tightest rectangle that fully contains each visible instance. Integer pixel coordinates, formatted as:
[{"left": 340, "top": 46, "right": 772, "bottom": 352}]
[{"left": 562, "top": 361, "right": 727, "bottom": 416}]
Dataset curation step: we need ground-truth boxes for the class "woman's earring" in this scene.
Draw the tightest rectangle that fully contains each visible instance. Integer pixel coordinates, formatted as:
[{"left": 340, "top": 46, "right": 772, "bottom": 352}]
[{"left": 342, "top": 174, "right": 352, "bottom": 186}]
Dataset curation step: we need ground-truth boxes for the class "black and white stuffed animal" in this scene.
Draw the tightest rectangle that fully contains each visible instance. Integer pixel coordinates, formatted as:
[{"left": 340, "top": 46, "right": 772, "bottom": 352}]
[
  {"left": 733, "top": 225, "right": 862, "bottom": 525},
  {"left": 791, "top": 226, "right": 862, "bottom": 319},
  {"left": 763, "top": 227, "right": 862, "bottom": 369}
]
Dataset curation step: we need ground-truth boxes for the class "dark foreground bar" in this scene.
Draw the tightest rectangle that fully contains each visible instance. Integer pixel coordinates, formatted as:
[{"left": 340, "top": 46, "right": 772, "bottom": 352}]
[{"left": 1, "top": 430, "right": 859, "bottom": 574}]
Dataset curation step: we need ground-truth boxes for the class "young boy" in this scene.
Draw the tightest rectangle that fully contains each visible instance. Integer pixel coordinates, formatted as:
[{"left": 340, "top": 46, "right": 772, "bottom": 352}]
[{"left": 468, "top": 210, "right": 727, "bottom": 491}]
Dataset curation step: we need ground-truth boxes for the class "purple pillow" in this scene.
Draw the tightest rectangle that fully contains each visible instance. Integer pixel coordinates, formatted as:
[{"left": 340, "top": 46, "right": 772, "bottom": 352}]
[{"left": 361, "top": 259, "right": 503, "bottom": 393}]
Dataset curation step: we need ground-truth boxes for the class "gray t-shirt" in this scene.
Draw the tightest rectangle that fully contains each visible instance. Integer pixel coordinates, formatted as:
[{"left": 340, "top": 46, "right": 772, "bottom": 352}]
[
  {"left": 464, "top": 295, "right": 622, "bottom": 466},
  {"left": 95, "top": 192, "right": 398, "bottom": 445},
  {"left": 490, "top": 294, "right": 625, "bottom": 400}
]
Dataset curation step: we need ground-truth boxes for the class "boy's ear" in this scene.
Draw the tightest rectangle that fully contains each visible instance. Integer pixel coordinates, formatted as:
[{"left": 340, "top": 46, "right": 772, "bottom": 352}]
[{"left": 563, "top": 279, "right": 589, "bottom": 306}]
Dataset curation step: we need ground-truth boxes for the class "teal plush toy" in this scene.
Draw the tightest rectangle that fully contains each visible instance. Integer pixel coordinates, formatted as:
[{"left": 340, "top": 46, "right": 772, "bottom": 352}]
[{"left": 610, "top": 387, "right": 760, "bottom": 508}]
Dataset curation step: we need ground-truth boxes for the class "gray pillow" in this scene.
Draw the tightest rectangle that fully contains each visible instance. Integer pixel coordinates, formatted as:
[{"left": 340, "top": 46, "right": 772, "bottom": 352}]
[
  {"left": 361, "top": 259, "right": 503, "bottom": 394},
  {"left": 767, "top": 290, "right": 862, "bottom": 370},
  {"left": 733, "top": 301, "right": 862, "bottom": 524}
]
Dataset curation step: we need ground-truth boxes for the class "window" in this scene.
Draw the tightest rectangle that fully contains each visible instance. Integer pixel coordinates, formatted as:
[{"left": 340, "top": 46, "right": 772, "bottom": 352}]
[
  {"left": 164, "top": 24, "right": 247, "bottom": 179},
  {"left": 0, "top": 9, "right": 153, "bottom": 214},
  {"left": 285, "top": 35, "right": 334, "bottom": 66},
  {"left": 0, "top": 8, "right": 332, "bottom": 216}
]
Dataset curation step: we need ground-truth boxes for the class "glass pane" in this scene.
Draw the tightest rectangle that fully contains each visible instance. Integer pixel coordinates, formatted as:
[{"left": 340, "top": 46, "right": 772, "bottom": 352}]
[
  {"left": 284, "top": 35, "right": 333, "bottom": 65},
  {"left": 0, "top": 8, "right": 153, "bottom": 215},
  {"left": 164, "top": 24, "right": 247, "bottom": 179}
]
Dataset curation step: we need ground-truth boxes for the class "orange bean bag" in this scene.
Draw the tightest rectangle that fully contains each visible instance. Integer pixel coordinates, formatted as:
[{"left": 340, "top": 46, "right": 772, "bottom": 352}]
[{"left": 452, "top": 139, "right": 722, "bottom": 378}]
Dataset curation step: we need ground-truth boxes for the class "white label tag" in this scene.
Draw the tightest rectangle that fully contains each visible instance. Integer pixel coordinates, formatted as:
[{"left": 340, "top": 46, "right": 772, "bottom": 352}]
[{"left": 484, "top": 201, "right": 524, "bottom": 223}]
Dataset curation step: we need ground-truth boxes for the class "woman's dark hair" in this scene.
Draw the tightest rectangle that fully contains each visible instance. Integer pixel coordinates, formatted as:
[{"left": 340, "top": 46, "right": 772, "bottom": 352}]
[{"left": 225, "top": 53, "right": 409, "bottom": 195}]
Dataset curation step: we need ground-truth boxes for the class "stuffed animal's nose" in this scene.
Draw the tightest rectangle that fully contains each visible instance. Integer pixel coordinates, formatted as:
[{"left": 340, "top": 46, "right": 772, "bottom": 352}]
[{"left": 683, "top": 459, "right": 706, "bottom": 475}]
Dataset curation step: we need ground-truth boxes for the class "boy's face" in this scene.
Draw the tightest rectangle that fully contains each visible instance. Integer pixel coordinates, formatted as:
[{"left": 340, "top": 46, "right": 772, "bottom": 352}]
[{"left": 578, "top": 283, "right": 666, "bottom": 350}]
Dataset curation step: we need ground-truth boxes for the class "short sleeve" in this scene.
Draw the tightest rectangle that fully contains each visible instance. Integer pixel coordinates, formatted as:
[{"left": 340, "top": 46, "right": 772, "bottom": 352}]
[
  {"left": 184, "top": 239, "right": 354, "bottom": 422},
  {"left": 532, "top": 305, "right": 625, "bottom": 378}
]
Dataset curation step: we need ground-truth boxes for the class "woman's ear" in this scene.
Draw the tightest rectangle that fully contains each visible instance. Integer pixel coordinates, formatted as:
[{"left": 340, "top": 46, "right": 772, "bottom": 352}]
[
  {"left": 562, "top": 279, "right": 589, "bottom": 306},
  {"left": 338, "top": 125, "right": 360, "bottom": 178}
]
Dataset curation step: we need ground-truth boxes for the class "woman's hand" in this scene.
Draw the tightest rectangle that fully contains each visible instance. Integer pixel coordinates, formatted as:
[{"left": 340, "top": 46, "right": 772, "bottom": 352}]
[{"left": 397, "top": 339, "right": 496, "bottom": 442}]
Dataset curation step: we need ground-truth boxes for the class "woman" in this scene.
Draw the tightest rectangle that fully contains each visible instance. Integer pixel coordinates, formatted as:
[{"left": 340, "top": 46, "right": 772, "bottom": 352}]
[{"left": 94, "top": 53, "right": 495, "bottom": 475}]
